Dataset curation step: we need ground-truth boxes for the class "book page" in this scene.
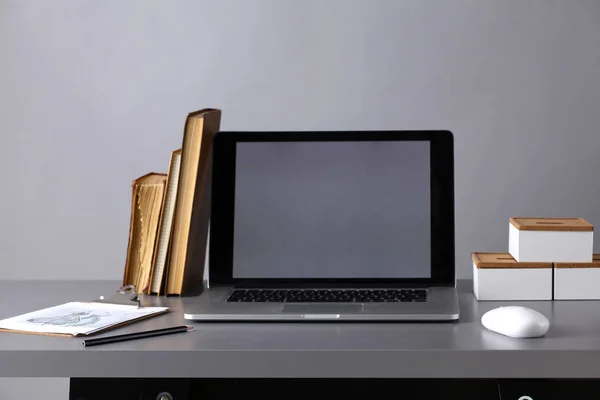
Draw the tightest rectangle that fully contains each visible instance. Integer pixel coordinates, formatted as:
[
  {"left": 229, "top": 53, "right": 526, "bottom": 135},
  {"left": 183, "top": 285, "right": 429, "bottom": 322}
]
[
  {"left": 0, "top": 302, "right": 168, "bottom": 336},
  {"left": 135, "top": 183, "right": 165, "bottom": 291}
]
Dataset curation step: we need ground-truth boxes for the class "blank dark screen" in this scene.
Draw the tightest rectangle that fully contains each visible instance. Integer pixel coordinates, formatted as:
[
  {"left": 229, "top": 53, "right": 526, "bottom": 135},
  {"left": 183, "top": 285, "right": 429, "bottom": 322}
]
[{"left": 232, "top": 141, "right": 431, "bottom": 278}]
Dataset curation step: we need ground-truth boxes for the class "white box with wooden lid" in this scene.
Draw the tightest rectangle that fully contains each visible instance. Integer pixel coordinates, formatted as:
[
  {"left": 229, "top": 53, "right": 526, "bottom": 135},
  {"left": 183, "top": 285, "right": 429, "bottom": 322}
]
[
  {"left": 472, "top": 252, "right": 552, "bottom": 301},
  {"left": 554, "top": 254, "right": 600, "bottom": 300},
  {"left": 508, "top": 217, "right": 594, "bottom": 263}
]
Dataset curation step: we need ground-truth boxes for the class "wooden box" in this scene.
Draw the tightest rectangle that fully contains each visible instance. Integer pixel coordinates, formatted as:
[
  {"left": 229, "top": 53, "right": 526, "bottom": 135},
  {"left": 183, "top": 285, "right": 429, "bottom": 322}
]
[
  {"left": 509, "top": 217, "right": 593, "bottom": 263},
  {"left": 554, "top": 254, "right": 600, "bottom": 300},
  {"left": 472, "top": 252, "right": 552, "bottom": 301}
]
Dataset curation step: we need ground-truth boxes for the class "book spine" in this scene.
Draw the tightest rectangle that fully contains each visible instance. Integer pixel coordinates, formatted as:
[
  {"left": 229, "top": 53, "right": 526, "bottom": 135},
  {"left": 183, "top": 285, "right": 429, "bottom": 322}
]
[{"left": 122, "top": 181, "right": 139, "bottom": 287}]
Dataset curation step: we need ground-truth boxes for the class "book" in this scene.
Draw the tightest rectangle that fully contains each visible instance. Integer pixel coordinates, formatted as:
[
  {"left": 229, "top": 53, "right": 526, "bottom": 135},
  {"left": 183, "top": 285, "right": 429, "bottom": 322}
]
[
  {"left": 148, "top": 149, "right": 183, "bottom": 295},
  {"left": 0, "top": 302, "right": 168, "bottom": 337},
  {"left": 123, "top": 173, "right": 167, "bottom": 293},
  {"left": 166, "top": 108, "right": 221, "bottom": 296}
]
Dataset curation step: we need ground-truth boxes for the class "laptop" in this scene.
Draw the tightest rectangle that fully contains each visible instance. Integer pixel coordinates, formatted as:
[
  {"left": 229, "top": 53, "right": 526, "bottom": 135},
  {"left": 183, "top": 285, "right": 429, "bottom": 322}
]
[{"left": 184, "top": 130, "right": 459, "bottom": 321}]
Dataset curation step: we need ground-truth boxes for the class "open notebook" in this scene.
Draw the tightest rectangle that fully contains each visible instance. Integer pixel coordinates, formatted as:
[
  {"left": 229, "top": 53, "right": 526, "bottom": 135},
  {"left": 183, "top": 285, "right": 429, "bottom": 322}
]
[{"left": 0, "top": 302, "right": 168, "bottom": 337}]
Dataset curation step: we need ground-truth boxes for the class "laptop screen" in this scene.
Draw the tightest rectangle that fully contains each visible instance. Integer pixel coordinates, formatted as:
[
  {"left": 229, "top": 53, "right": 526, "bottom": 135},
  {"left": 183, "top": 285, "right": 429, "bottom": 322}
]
[{"left": 232, "top": 141, "right": 431, "bottom": 279}]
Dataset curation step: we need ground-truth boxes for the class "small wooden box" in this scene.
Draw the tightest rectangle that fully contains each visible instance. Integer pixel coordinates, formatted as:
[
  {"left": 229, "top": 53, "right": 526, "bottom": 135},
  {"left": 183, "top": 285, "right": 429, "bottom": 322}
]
[
  {"left": 472, "top": 252, "right": 552, "bottom": 301},
  {"left": 554, "top": 254, "right": 600, "bottom": 300},
  {"left": 509, "top": 217, "right": 594, "bottom": 263}
]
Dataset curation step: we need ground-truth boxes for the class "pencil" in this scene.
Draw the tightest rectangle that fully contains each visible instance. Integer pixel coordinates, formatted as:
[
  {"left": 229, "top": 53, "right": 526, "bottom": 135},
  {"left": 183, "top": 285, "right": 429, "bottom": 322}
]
[{"left": 82, "top": 325, "right": 192, "bottom": 347}]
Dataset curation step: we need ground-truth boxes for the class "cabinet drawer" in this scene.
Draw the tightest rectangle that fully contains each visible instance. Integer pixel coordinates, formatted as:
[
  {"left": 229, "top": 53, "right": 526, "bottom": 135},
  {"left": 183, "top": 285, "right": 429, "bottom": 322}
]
[
  {"left": 190, "top": 378, "right": 500, "bottom": 399},
  {"left": 499, "top": 379, "right": 600, "bottom": 400},
  {"left": 69, "top": 378, "right": 190, "bottom": 400}
]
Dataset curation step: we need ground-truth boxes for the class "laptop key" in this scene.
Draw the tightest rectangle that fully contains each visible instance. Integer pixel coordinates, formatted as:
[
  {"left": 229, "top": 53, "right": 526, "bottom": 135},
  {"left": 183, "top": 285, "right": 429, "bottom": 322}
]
[{"left": 226, "top": 289, "right": 427, "bottom": 303}]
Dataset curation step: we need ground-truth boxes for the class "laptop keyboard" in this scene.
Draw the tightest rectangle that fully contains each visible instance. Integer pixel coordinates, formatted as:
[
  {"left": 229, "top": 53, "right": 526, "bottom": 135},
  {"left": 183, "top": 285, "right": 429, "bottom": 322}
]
[{"left": 226, "top": 289, "right": 427, "bottom": 303}]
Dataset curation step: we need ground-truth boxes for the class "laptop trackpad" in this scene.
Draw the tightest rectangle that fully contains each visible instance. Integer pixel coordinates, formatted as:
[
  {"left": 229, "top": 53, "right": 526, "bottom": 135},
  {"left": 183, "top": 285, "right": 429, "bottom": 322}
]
[{"left": 282, "top": 304, "right": 363, "bottom": 314}]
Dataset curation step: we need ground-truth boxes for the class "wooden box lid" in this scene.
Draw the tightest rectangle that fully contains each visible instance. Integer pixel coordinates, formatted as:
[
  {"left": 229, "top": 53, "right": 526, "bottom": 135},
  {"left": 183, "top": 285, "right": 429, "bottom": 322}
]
[
  {"left": 510, "top": 217, "right": 593, "bottom": 232},
  {"left": 472, "top": 252, "right": 552, "bottom": 269},
  {"left": 555, "top": 254, "right": 600, "bottom": 269}
]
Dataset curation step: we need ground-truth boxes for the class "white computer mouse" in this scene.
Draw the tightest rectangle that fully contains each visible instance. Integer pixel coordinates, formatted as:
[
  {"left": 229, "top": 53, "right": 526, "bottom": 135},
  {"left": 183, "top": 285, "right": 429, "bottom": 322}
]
[{"left": 481, "top": 306, "right": 549, "bottom": 338}]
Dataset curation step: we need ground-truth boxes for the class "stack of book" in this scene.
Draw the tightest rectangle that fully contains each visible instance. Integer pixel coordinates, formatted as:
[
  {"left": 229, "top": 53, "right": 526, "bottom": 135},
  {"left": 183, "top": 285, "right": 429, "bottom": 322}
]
[{"left": 122, "top": 108, "right": 221, "bottom": 296}]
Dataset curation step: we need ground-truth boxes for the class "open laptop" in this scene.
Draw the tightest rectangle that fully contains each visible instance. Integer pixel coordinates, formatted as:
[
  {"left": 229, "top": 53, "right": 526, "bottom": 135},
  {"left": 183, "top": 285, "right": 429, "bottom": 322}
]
[{"left": 184, "top": 130, "right": 459, "bottom": 321}]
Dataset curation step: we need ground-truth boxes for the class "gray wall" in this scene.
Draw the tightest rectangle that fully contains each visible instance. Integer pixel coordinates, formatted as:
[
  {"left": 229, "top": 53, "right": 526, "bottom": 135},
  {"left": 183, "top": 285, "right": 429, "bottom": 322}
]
[{"left": 1, "top": 0, "right": 600, "bottom": 398}]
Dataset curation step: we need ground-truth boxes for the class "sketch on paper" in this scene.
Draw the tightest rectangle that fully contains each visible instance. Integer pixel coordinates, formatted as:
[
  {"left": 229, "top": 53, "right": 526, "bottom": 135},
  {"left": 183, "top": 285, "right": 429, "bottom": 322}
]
[
  {"left": 27, "top": 311, "right": 108, "bottom": 327},
  {"left": 0, "top": 301, "right": 169, "bottom": 336}
]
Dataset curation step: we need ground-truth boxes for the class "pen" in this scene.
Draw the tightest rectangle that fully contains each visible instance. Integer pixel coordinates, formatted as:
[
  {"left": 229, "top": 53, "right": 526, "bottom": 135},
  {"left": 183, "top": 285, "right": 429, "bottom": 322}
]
[{"left": 82, "top": 325, "right": 193, "bottom": 347}]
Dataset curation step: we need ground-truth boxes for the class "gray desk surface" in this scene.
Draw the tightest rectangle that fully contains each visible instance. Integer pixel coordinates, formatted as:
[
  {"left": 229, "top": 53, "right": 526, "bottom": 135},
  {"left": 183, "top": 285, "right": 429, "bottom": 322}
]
[{"left": 1, "top": 280, "right": 600, "bottom": 378}]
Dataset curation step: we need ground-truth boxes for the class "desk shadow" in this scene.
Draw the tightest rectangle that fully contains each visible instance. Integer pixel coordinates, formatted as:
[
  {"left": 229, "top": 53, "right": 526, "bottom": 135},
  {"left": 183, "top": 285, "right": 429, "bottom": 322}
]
[
  {"left": 457, "top": 293, "right": 477, "bottom": 323},
  {"left": 479, "top": 329, "right": 549, "bottom": 350}
]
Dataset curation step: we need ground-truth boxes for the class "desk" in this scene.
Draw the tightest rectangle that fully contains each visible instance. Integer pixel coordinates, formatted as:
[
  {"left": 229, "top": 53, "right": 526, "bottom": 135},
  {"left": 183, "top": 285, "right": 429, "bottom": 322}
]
[{"left": 2, "top": 280, "right": 600, "bottom": 399}]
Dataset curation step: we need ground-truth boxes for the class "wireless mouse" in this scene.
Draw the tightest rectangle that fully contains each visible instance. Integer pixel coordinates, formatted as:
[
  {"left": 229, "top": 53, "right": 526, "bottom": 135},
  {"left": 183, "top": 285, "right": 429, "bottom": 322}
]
[{"left": 481, "top": 306, "right": 549, "bottom": 338}]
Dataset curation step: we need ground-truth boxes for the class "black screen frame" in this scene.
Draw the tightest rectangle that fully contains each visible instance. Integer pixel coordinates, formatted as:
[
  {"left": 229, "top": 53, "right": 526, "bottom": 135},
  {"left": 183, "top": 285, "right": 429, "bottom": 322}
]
[{"left": 209, "top": 131, "right": 455, "bottom": 288}]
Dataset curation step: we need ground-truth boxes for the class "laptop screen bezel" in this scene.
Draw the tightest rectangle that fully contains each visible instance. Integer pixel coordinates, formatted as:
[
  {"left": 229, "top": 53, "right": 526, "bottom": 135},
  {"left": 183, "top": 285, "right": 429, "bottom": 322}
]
[{"left": 208, "top": 130, "right": 455, "bottom": 288}]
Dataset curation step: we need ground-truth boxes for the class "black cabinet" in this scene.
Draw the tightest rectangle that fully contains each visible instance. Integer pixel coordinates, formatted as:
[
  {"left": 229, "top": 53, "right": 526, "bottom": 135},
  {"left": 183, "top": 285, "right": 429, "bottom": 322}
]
[
  {"left": 189, "top": 378, "right": 500, "bottom": 399},
  {"left": 69, "top": 378, "right": 600, "bottom": 400},
  {"left": 69, "top": 378, "right": 190, "bottom": 400},
  {"left": 499, "top": 379, "right": 600, "bottom": 400},
  {"left": 70, "top": 378, "right": 499, "bottom": 400}
]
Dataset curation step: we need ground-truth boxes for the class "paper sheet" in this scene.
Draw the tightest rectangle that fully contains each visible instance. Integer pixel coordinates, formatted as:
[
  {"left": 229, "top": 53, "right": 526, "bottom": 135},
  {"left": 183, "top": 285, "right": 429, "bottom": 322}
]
[{"left": 0, "top": 302, "right": 169, "bottom": 336}]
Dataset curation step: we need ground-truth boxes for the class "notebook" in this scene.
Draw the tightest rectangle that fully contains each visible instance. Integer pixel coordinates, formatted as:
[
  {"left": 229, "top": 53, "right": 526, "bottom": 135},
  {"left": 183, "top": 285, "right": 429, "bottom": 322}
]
[{"left": 0, "top": 302, "right": 168, "bottom": 337}]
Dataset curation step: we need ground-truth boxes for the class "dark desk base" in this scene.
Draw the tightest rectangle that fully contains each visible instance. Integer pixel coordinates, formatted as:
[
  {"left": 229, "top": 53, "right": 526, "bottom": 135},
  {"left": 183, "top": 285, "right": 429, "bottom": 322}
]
[{"left": 69, "top": 378, "right": 600, "bottom": 400}]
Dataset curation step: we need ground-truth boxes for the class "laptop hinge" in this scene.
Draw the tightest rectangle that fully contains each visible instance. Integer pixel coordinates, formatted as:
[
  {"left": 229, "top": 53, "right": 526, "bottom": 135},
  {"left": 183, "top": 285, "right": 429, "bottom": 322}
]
[{"left": 226, "top": 282, "right": 434, "bottom": 289}]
